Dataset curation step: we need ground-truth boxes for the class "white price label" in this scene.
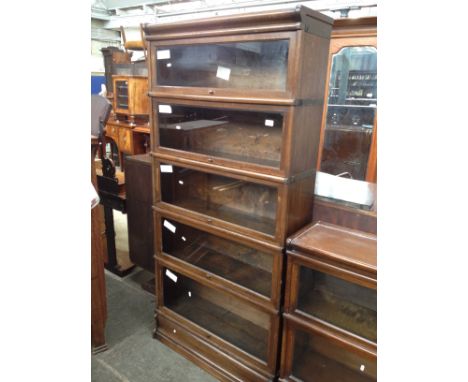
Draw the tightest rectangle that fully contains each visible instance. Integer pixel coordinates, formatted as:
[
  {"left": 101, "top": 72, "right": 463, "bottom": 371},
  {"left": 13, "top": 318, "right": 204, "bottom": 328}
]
[
  {"left": 160, "top": 165, "right": 173, "bottom": 173},
  {"left": 265, "top": 119, "right": 275, "bottom": 127},
  {"left": 158, "top": 104, "right": 172, "bottom": 114},
  {"left": 163, "top": 219, "right": 176, "bottom": 233},
  {"left": 165, "top": 269, "right": 178, "bottom": 282},
  {"left": 216, "top": 66, "right": 231, "bottom": 81},
  {"left": 157, "top": 49, "right": 171, "bottom": 60}
]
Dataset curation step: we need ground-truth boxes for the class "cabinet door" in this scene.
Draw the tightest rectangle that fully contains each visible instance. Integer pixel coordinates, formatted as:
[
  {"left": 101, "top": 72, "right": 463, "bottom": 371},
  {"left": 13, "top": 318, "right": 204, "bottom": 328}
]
[
  {"left": 150, "top": 32, "right": 297, "bottom": 101},
  {"left": 156, "top": 161, "right": 282, "bottom": 242},
  {"left": 281, "top": 317, "right": 376, "bottom": 382},
  {"left": 114, "top": 78, "right": 129, "bottom": 113},
  {"left": 154, "top": 99, "right": 289, "bottom": 175},
  {"left": 157, "top": 214, "right": 281, "bottom": 307},
  {"left": 160, "top": 265, "right": 277, "bottom": 367},
  {"left": 286, "top": 256, "right": 376, "bottom": 342}
]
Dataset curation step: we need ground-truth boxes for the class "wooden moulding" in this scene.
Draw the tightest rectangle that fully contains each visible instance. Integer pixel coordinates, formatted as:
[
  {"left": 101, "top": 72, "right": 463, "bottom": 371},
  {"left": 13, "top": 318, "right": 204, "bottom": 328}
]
[
  {"left": 153, "top": 209, "right": 283, "bottom": 311},
  {"left": 152, "top": 156, "right": 315, "bottom": 246},
  {"left": 143, "top": 6, "right": 333, "bottom": 41},
  {"left": 155, "top": 261, "right": 280, "bottom": 380}
]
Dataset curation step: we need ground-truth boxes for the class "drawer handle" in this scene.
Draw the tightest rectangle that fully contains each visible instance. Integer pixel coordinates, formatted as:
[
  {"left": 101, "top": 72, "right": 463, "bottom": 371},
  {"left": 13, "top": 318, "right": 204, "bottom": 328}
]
[
  {"left": 206, "top": 218, "right": 213, "bottom": 223},
  {"left": 205, "top": 273, "right": 212, "bottom": 279},
  {"left": 207, "top": 158, "right": 213, "bottom": 163},
  {"left": 208, "top": 89, "right": 214, "bottom": 95}
]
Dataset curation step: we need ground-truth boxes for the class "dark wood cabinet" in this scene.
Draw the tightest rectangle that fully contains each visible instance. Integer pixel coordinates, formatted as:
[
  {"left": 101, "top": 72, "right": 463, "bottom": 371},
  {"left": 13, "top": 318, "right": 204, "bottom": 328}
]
[
  {"left": 126, "top": 154, "right": 154, "bottom": 273},
  {"left": 144, "top": 7, "right": 333, "bottom": 381},
  {"left": 280, "top": 221, "right": 377, "bottom": 381}
]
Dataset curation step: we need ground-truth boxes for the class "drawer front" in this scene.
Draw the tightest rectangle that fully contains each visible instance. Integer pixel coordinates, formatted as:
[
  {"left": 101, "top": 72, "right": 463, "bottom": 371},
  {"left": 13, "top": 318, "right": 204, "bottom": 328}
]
[
  {"left": 285, "top": 255, "right": 377, "bottom": 343},
  {"left": 118, "top": 128, "right": 133, "bottom": 153},
  {"left": 150, "top": 32, "right": 297, "bottom": 100},
  {"left": 156, "top": 214, "right": 282, "bottom": 308},
  {"left": 154, "top": 99, "right": 290, "bottom": 174},
  {"left": 156, "top": 161, "right": 282, "bottom": 241},
  {"left": 105, "top": 123, "right": 119, "bottom": 143},
  {"left": 159, "top": 263, "right": 278, "bottom": 369},
  {"left": 280, "top": 316, "right": 376, "bottom": 382}
]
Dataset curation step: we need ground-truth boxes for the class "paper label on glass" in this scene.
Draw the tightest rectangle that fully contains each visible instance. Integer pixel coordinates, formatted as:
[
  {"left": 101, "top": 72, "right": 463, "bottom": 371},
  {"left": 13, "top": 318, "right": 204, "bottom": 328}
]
[
  {"left": 216, "top": 66, "right": 231, "bottom": 81},
  {"left": 265, "top": 119, "right": 275, "bottom": 127},
  {"left": 158, "top": 104, "right": 172, "bottom": 114},
  {"left": 157, "top": 49, "right": 171, "bottom": 60},
  {"left": 165, "top": 269, "right": 178, "bottom": 282},
  {"left": 160, "top": 165, "right": 173, "bottom": 173},
  {"left": 163, "top": 219, "right": 176, "bottom": 233}
]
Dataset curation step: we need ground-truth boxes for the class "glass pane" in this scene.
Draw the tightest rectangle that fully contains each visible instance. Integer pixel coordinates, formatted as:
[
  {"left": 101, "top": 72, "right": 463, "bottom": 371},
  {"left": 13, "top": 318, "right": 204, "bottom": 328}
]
[
  {"left": 161, "top": 217, "right": 273, "bottom": 297},
  {"left": 163, "top": 268, "right": 270, "bottom": 360},
  {"left": 292, "top": 328, "right": 376, "bottom": 381},
  {"left": 115, "top": 80, "right": 129, "bottom": 109},
  {"left": 160, "top": 164, "right": 278, "bottom": 235},
  {"left": 156, "top": 40, "right": 289, "bottom": 90},
  {"left": 297, "top": 267, "right": 376, "bottom": 342},
  {"left": 320, "top": 46, "right": 377, "bottom": 180},
  {"left": 157, "top": 103, "right": 283, "bottom": 168}
]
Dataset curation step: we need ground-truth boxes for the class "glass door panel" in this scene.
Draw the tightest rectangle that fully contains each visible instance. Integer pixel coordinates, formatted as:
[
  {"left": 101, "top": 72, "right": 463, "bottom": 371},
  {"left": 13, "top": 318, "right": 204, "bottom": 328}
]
[
  {"left": 291, "top": 328, "right": 376, "bottom": 381},
  {"left": 159, "top": 164, "right": 278, "bottom": 235},
  {"left": 155, "top": 40, "right": 289, "bottom": 91},
  {"left": 296, "top": 266, "right": 377, "bottom": 342},
  {"left": 163, "top": 267, "right": 271, "bottom": 361},
  {"left": 156, "top": 103, "right": 284, "bottom": 168}
]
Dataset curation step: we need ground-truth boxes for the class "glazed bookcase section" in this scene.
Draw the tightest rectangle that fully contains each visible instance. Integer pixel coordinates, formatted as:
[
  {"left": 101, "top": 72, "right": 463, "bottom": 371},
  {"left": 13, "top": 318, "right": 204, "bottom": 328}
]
[
  {"left": 296, "top": 265, "right": 376, "bottom": 342},
  {"left": 148, "top": 33, "right": 294, "bottom": 102},
  {"left": 284, "top": 222, "right": 377, "bottom": 343},
  {"left": 152, "top": 97, "right": 326, "bottom": 180},
  {"left": 153, "top": 98, "right": 289, "bottom": 172},
  {"left": 153, "top": 158, "right": 316, "bottom": 245},
  {"left": 154, "top": 212, "right": 283, "bottom": 309},
  {"left": 156, "top": 262, "right": 280, "bottom": 378},
  {"left": 144, "top": 7, "right": 333, "bottom": 103},
  {"left": 279, "top": 315, "right": 376, "bottom": 382}
]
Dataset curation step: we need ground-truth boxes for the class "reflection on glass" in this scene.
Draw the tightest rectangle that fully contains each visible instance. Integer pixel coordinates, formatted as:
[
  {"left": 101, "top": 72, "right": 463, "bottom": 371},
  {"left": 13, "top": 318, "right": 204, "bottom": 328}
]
[
  {"left": 320, "top": 46, "right": 377, "bottom": 180},
  {"left": 297, "top": 267, "right": 377, "bottom": 342},
  {"left": 292, "top": 328, "right": 376, "bottom": 381},
  {"left": 156, "top": 40, "right": 289, "bottom": 90},
  {"left": 161, "top": 218, "right": 273, "bottom": 297},
  {"left": 163, "top": 268, "right": 270, "bottom": 360},
  {"left": 157, "top": 103, "right": 283, "bottom": 168},
  {"left": 160, "top": 164, "right": 278, "bottom": 235}
]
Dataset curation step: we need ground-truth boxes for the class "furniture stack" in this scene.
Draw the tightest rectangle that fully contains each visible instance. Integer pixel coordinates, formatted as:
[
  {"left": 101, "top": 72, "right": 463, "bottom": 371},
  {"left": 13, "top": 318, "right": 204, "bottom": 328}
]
[
  {"left": 104, "top": 75, "right": 151, "bottom": 170},
  {"left": 280, "top": 221, "right": 377, "bottom": 381},
  {"left": 144, "top": 7, "right": 333, "bottom": 381}
]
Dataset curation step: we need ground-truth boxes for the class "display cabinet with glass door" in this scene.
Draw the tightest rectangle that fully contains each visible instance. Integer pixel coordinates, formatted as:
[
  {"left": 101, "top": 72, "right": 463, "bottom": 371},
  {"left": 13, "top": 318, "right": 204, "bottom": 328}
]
[{"left": 317, "top": 17, "right": 377, "bottom": 183}]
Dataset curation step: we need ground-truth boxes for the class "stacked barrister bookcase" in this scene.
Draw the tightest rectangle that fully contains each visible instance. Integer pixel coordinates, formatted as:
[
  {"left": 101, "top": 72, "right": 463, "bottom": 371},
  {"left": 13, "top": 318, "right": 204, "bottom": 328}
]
[{"left": 144, "top": 7, "right": 333, "bottom": 381}]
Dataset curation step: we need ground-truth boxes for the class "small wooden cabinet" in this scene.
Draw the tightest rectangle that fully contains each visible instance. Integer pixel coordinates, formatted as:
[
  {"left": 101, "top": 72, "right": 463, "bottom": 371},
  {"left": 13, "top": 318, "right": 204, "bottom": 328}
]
[
  {"left": 112, "top": 75, "right": 150, "bottom": 123},
  {"left": 280, "top": 221, "right": 377, "bottom": 381},
  {"left": 145, "top": 6, "right": 333, "bottom": 381}
]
